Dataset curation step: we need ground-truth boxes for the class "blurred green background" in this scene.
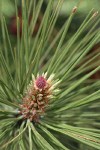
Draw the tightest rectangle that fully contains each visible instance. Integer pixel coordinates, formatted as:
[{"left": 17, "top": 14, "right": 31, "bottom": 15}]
[{"left": 1, "top": 0, "right": 100, "bottom": 17}]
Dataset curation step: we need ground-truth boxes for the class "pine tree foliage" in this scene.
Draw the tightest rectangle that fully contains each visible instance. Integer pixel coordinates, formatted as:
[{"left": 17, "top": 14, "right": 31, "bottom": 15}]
[{"left": 0, "top": 0, "right": 100, "bottom": 149}]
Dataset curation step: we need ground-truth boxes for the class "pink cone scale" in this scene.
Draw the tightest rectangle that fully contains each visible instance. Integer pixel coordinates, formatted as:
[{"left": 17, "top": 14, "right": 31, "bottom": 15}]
[
  {"left": 20, "top": 73, "right": 60, "bottom": 122},
  {"left": 36, "top": 76, "right": 46, "bottom": 89}
]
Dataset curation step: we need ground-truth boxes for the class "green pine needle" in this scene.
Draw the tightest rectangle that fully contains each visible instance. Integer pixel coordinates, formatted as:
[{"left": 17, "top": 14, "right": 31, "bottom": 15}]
[{"left": 0, "top": 0, "right": 100, "bottom": 150}]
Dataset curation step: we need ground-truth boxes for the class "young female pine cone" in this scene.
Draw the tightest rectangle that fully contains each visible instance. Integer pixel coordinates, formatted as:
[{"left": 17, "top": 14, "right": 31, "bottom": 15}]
[{"left": 20, "top": 73, "right": 60, "bottom": 122}]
